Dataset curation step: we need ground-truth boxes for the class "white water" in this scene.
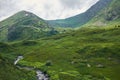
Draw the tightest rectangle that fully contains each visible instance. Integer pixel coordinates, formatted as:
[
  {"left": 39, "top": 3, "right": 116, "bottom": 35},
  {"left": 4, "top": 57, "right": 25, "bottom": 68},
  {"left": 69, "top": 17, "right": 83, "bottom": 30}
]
[
  {"left": 36, "top": 70, "right": 49, "bottom": 80},
  {"left": 14, "top": 56, "right": 49, "bottom": 80},
  {"left": 14, "top": 56, "right": 23, "bottom": 65}
]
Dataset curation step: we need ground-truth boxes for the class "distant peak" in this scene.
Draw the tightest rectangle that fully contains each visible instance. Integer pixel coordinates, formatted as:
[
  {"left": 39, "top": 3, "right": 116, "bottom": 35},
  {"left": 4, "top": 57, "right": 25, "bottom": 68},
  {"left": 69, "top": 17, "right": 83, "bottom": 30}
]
[
  {"left": 11, "top": 10, "right": 43, "bottom": 20},
  {"left": 18, "top": 10, "right": 32, "bottom": 14},
  {"left": 19, "top": 10, "right": 27, "bottom": 12},
  {"left": 14, "top": 10, "right": 37, "bottom": 17}
]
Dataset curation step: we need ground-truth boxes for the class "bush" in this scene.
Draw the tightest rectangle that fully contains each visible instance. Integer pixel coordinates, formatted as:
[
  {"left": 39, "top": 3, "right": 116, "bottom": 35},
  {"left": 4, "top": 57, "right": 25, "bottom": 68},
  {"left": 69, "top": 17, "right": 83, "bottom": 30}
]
[
  {"left": 45, "top": 60, "right": 52, "bottom": 66},
  {"left": 0, "top": 42, "right": 13, "bottom": 52},
  {"left": 22, "top": 40, "right": 37, "bottom": 46}
]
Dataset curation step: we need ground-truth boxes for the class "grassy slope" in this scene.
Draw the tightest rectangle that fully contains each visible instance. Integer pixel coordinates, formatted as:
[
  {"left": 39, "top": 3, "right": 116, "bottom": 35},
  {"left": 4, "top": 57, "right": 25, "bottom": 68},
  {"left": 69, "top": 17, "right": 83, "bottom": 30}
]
[
  {"left": 0, "top": 53, "right": 36, "bottom": 80},
  {"left": 85, "top": 0, "right": 120, "bottom": 27},
  {"left": 47, "top": 0, "right": 112, "bottom": 28},
  {"left": 0, "top": 25, "right": 120, "bottom": 80},
  {"left": 0, "top": 11, "right": 58, "bottom": 42}
]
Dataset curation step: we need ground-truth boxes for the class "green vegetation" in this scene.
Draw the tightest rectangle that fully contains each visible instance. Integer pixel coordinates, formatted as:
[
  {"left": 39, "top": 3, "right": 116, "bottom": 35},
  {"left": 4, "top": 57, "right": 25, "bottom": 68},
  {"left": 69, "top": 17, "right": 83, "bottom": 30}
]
[
  {"left": 0, "top": 11, "right": 58, "bottom": 42},
  {"left": 0, "top": 26, "right": 120, "bottom": 80},
  {"left": 0, "top": 0, "right": 120, "bottom": 80},
  {"left": 47, "top": 0, "right": 112, "bottom": 28},
  {"left": 85, "top": 0, "right": 120, "bottom": 27},
  {"left": 0, "top": 54, "right": 36, "bottom": 80}
]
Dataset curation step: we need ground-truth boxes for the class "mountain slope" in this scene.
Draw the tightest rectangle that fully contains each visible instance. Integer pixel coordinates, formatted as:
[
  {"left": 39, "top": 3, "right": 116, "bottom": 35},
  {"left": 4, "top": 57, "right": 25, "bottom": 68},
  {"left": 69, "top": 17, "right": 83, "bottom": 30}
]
[
  {"left": 86, "top": 0, "right": 120, "bottom": 27},
  {"left": 0, "top": 25, "right": 120, "bottom": 80},
  {"left": 0, "top": 11, "right": 58, "bottom": 42},
  {"left": 0, "top": 52, "right": 36, "bottom": 80},
  {"left": 47, "top": 0, "right": 112, "bottom": 28}
]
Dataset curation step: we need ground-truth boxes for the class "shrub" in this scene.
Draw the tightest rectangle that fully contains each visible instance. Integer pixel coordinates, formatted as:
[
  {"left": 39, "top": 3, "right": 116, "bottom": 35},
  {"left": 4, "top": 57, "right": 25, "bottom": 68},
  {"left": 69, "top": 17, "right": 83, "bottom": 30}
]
[
  {"left": 22, "top": 40, "right": 37, "bottom": 46},
  {"left": 45, "top": 60, "right": 52, "bottom": 66}
]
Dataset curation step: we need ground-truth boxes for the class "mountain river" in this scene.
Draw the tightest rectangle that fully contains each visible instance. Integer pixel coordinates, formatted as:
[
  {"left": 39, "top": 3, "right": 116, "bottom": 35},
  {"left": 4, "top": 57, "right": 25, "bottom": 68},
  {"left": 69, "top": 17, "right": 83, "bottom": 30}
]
[{"left": 14, "top": 56, "right": 49, "bottom": 80}]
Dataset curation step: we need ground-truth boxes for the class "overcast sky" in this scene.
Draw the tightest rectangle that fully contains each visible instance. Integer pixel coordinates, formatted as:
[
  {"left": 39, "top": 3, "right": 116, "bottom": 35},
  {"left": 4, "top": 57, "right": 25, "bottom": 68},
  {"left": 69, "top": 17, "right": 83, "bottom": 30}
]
[{"left": 0, "top": 0, "right": 99, "bottom": 21}]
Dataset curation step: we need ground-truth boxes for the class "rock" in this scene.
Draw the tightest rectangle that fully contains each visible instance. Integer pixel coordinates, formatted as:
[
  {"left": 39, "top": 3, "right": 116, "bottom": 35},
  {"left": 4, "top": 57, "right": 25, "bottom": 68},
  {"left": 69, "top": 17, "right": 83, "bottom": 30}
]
[
  {"left": 87, "top": 64, "right": 91, "bottom": 68},
  {"left": 96, "top": 64, "right": 104, "bottom": 68}
]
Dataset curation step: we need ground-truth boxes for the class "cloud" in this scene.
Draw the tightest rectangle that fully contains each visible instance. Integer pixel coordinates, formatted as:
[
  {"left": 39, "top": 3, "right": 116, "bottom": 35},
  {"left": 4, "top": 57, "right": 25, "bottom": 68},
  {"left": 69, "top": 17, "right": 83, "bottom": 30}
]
[
  {"left": 59, "top": 0, "right": 81, "bottom": 8},
  {"left": 0, "top": 0, "right": 99, "bottom": 21}
]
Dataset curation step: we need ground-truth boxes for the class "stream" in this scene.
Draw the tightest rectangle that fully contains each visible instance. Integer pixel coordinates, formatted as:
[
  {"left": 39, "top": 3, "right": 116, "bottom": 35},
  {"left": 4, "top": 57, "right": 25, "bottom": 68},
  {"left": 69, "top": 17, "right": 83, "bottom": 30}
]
[{"left": 14, "top": 56, "right": 49, "bottom": 80}]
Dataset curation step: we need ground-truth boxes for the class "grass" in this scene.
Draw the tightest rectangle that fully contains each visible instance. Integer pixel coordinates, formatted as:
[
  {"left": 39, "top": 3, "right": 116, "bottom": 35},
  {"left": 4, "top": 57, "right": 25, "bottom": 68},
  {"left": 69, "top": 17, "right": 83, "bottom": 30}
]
[
  {"left": 0, "top": 54, "right": 36, "bottom": 80},
  {"left": 0, "top": 26, "right": 120, "bottom": 80}
]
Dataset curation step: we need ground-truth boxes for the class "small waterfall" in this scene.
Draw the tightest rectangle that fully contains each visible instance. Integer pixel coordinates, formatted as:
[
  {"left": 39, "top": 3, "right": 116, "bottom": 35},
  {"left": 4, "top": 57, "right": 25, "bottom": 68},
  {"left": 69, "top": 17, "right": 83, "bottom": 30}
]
[
  {"left": 36, "top": 70, "right": 49, "bottom": 80},
  {"left": 14, "top": 56, "right": 23, "bottom": 65},
  {"left": 14, "top": 56, "right": 49, "bottom": 80}
]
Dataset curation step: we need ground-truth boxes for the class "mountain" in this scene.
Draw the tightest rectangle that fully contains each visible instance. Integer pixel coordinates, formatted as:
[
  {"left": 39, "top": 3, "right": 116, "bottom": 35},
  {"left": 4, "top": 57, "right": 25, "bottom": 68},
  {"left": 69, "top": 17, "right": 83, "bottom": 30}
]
[
  {"left": 0, "top": 11, "right": 58, "bottom": 42},
  {"left": 86, "top": 0, "right": 120, "bottom": 27},
  {"left": 47, "top": 0, "right": 112, "bottom": 28},
  {"left": 0, "top": 0, "right": 120, "bottom": 80}
]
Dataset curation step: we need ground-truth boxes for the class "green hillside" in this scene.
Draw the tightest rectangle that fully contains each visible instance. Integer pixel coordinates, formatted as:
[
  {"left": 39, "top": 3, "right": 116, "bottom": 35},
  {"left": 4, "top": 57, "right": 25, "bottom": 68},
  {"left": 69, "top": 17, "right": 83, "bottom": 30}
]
[
  {"left": 0, "top": 11, "right": 58, "bottom": 42},
  {"left": 0, "top": 25, "right": 120, "bottom": 80},
  {"left": 0, "top": 0, "right": 120, "bottom": 80},
  {"left": 47, "top": 0, "right": 112, "bottom": 28},
  {"left": 0, "top": 53, "right": 36, "bottom": 80},
  {"left": 86, "top": 0, "right": 120, "bottom": 27}
]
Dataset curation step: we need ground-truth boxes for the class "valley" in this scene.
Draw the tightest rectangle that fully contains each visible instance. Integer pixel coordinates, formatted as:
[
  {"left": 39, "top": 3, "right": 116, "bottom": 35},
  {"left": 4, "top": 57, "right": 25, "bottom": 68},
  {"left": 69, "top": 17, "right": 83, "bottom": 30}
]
[
  {"left": 0, "top": 0, "right": 120, "bottom": 80},
  {"left": 0, "top": 26, "right": 120, "bottom": 80}
]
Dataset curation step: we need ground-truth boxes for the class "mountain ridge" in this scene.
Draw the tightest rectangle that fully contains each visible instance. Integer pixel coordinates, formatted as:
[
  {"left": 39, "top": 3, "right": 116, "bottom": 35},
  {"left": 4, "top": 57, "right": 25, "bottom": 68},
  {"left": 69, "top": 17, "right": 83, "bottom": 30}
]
[
  {"left": 85, "top": 0, "right": 120, "bottom": 27},
  {"left": 0, "top": 0, "right": 120, "bottom": 80},
  {"left": 0, "top": 0, "right": 119, "bottom": 42},
  {"left": 0, "top": 10, "right": 58, "bottom": 42},
  {"left": 47, "top": 0, "right": 112, "bottom": 28}
]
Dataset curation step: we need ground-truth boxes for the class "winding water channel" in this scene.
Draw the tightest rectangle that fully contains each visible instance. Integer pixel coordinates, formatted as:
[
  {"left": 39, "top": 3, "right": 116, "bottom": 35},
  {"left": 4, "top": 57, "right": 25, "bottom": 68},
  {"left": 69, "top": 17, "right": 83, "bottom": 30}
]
[{"left": 14, "top": 56, "right": 49, "bottom": 80}]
